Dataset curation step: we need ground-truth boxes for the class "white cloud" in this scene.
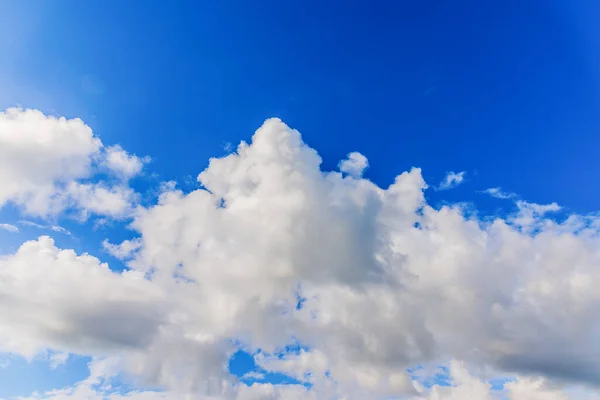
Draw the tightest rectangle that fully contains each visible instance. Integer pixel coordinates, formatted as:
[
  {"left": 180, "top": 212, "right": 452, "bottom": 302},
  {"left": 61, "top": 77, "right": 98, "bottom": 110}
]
[
  {"left": 50, "top": 225, "right": 71, "bottom": 235},
  {"left": 48, "top": 351, "right": 69, "bottom": 369},
  {"left": 483, "top": 187, "right": 516, "bottom": 199},
  {"left": 0, "top": 107, "right": 146, "bottom": 219},
  {"left": 103, "top": 237, "right": 142, "bottom": 260},
  {"left": 0, "top": 223, "right": 18, "bottom": 232},
  {"left": 3, "top": 118, "right": 600, "bottom": 399},
  {"left": 510, "top": 200, "right": 561, "bottom": 232},
  {"left": 411, "top": 360, "right": 581, "bottom": 400},
  {"left": 256, "top": 349, "right": 329, "bottom": 385},
  {"left": 241, "top": 371, "right": 265, "bottom": 380},
  {"left": 339, "top": 151, "right": 369, "bottom": 177},
  {"left": 18, "top": 220, "right": 71, "bottom": 235},
  {"left": 64, "top": 182, "right": 138, "bottom": 220},
  {"left": 16, "top": 358, "right": 600, "bottom": 400},
  {"left": 104, "top": 145, "right": 150, "bottom": 180},
  {"left": 17, "top": 220, "right": 46, "bottom": 229},
  {"left": 16, "top": 356, "right": 320, "bottom": 400},
  {"left": 0, "top": 236, "right": 166, "bottom": 360},
  {"left": 437, "top": 171, "right": 466, "bottom": 190}
]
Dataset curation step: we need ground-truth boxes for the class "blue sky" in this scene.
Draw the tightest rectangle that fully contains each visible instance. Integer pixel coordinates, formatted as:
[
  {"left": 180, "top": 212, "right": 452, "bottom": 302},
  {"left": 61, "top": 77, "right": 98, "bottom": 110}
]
[
  {"left": 1, "top": 1, "right": 600, "bottom": 399},
  {"left": 3, "top": 0, "right": 600, "bottom": 211}
]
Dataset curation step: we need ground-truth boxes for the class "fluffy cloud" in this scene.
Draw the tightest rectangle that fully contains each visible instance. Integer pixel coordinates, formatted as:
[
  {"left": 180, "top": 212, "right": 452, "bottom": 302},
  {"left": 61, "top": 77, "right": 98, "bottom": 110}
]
[
  {"left": 0, "top": 236, "right": 166, "bottom": 359},
  {"left": 339, "top": 151, "right": 368, "bottom": 177},
  {"left": 437, "top": 171, "right": 466, "bottom": 190},
  {"left": 102, "top": 237, "right": 142, "bottom": 260},
  {"left": 411, "top": 361, "right": 580, "bottom": 400},
  {"left": 2, "top": 118, "right": 600, "bottom": 399},
  {"left": 0, "top": 107, "right": 146, "bottom": 218},
  {"left": 17, "top": 358, "right": 598, "bottom": 400},
  {"left": 104, "top": 145, "right": 150, "bottom": 180}
]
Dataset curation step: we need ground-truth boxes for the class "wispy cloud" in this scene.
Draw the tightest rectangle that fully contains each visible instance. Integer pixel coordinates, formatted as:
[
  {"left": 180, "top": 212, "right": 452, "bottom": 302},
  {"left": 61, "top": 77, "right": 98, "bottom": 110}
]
[
  {"left": 242, "top": 371, "right": 265, "bottom": 380},
  {"left": 18, "top": 220, "right": 45, "bottom": 229},
  {"left": 437, "top": 171, "right": 466, "bottom": 190},
  {"left": 0, "top": 223, "right": 18, "bottom": 233},
  {"left": 482, "top": 187, "right": 517, "bottom": 199},
  {"left": 18, "top": 220, "right": 71, "bottom": 236}
]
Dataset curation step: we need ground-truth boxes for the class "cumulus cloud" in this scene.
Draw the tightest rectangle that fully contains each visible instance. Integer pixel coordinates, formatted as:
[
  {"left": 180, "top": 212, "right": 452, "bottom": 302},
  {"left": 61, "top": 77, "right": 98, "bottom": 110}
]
[
  {"left": 339, "top": 151, "right": 369, "bottom": 177},
  {"left": 65, "top": 182, "right": 138, "bottom": 220},
  {"left": 104, "top": 145, "right": 150, "bottom": 180},
  {"left": 0, "top": 107, "right": 146, "bottom": 219},
  {"left": 3, "top": 118, "right": 600, "bottom": 399},
  {"left": 0, "top": 236, "right": 166, "bottom": 359},
  {"left": 437, "top": 171, "right": 466, "bottom": 190}
]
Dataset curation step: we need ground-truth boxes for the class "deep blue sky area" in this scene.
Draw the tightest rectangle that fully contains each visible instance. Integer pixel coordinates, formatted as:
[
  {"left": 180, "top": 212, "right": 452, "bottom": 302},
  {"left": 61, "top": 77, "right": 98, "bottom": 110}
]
[{"left": 2, "top": 0, "right": 599, "bottom": 213}]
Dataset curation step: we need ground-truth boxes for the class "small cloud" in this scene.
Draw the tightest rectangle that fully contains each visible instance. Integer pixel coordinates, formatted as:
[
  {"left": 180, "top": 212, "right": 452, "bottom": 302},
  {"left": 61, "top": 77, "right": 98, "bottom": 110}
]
[
  {"left": 511, "top": 200, "right": 561, "bottom": 232},
  {"left": 242, "top": 371, "right": 265, "bottom": 380},
  {"left": 437, "top": 171, "right": 466, "bottom": 190},
  {"left": 0, "top": 223, "right": 19, "bottom": 233},
  {"left": 17, "top": 220, "right": 71, "bottom": 235},
  {"left": 160, "top": 180, "right": 178, "bottom": 193},
  {"left": 51, "top": 225, "right": 72, "bottom": 236},
  {"left": 516, "top": 200, "right": 561, "bottom": 215},
  {"left": 482, "top": 187, "right": 516, "bottom": 199},
  {"left": 18, "top": 220, "right": 45, "bottom": 229},
  {"left": 339, "top": 152, "right": 369, "bottom": 178},
  {"left": 48, "top": 352, "right": 69, "bottom": 369},
  {"left": 93, "top": 218, "right": 111, "bottom": 231},
  {"left": 104, "top": 145, "right": 150, "bottom": 181},
  {"left": 103, "top": 238, "right": 142, "bottom": 260},
  {"left": 223, "top": 142, "right": 233, "bottom": 153}
]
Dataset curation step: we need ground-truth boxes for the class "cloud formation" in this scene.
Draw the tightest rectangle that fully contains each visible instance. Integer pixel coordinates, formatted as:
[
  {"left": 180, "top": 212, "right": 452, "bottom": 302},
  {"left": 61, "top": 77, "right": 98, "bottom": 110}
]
[
  {"left": 0, "top": 108, "right": 146, "bottom": 219},
  {"left": 102, "top": 238, "right": 143, "bottom": 260},
  {"left": 483, "top": 187, "right": 516, "bottom": 199},
  {"left": 0, "top": 223, "right": 19, "bottom": 232},
  {"left": 339, "top": 151, "right": 369, "bottom": 178},
  {"left": 437, "top": 171, "right": 465, "bottom": 190},
  {"left": 104, "top": 145, "right": 150, "bottom": 181},
  {"left": 2, "top": 117, "right": 600, "bottom": 399},
  {"left": 16, "top": 358, "right": 593, "bottom": 400}
]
